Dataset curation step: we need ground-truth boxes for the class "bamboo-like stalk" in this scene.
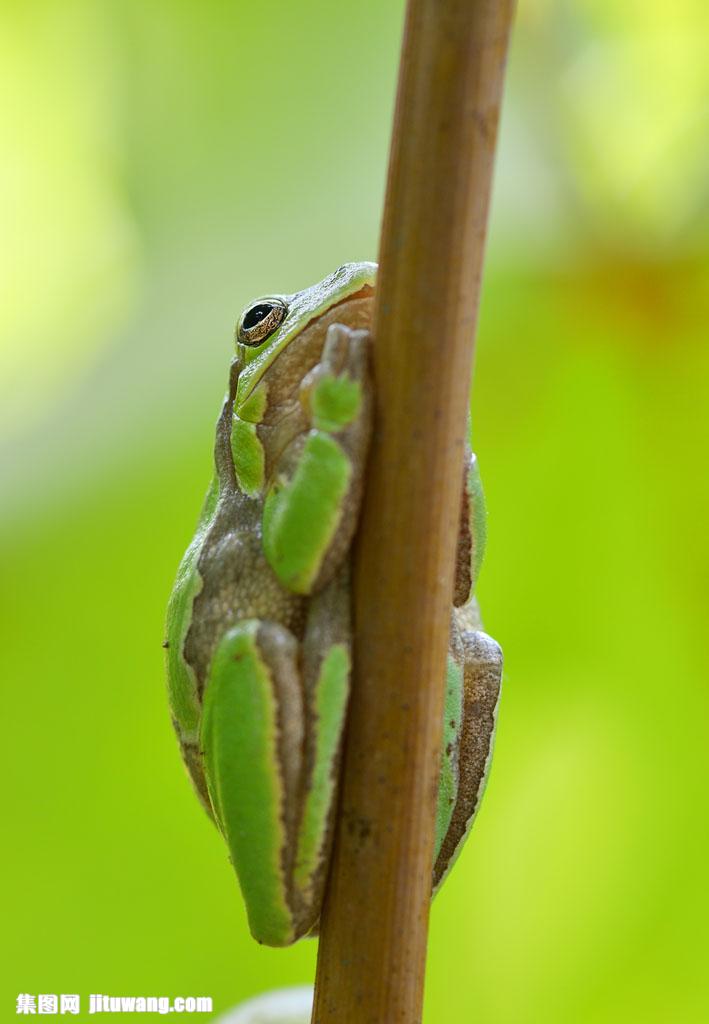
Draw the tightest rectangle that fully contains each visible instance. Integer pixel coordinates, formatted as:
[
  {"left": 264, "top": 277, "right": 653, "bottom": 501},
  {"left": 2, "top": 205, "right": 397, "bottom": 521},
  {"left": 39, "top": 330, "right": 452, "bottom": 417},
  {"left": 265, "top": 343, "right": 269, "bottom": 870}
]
[{"left": 312, "top": 1, "right": 514, "bottom": 1020}]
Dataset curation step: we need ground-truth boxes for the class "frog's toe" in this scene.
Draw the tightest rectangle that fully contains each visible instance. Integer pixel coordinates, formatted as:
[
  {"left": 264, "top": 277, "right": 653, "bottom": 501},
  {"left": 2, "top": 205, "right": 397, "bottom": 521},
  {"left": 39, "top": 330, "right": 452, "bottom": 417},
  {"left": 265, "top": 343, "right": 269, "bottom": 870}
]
[
  {"left": 321, "top": 322, "right": 352, "bottom": 370},
  {"left": 322, "top": 322, "right": 370, "bottom": 379},
  {"left": 343, "top": 326, "right": 371, "bottom": 378}
]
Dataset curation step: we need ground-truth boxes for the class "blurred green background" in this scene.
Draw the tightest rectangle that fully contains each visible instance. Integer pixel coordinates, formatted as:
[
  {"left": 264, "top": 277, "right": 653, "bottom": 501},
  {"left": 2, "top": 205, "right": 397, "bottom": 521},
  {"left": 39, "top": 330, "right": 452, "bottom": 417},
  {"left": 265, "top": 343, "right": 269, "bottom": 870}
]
[{"left": 2, "top": 1, "right": 708, "bottom": 1021}]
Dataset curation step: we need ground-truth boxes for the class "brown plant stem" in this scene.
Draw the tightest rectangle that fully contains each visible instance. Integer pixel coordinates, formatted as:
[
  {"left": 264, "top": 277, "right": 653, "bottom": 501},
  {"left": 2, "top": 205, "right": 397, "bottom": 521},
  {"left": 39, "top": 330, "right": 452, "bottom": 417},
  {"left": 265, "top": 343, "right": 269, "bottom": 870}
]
[{"left": 312, "top": 1, "right": 514, "bottom": 1020}]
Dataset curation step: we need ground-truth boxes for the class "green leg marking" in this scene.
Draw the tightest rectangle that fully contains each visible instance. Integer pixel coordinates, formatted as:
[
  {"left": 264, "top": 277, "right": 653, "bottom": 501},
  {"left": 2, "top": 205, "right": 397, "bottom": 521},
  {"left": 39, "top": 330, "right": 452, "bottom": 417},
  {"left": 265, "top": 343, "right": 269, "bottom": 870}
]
[
  {"left": 231, "top": 415, "right": 265, "bottom": 497},
  {"left": 293, "top": 643, "right": 350, "bottom": 898},
  {"left": 434, "top": 654, "right": 464, "bottom": 862},
  {"left": 311, "top": 375, "right": 362, "bottom": 432},
  {"left": 200, "top": 622, "right": 294, "bottom": 946},
  {"left": 263, "top": 431, "right": 352, "bottom": 594}
]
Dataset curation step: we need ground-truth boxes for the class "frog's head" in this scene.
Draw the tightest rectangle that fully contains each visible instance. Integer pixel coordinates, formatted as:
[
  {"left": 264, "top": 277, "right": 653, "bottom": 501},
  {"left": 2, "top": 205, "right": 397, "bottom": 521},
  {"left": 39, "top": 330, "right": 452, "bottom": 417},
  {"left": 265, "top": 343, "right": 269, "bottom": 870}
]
[{"left": 233, "top": 262, "right": 376, "bottom": 423}]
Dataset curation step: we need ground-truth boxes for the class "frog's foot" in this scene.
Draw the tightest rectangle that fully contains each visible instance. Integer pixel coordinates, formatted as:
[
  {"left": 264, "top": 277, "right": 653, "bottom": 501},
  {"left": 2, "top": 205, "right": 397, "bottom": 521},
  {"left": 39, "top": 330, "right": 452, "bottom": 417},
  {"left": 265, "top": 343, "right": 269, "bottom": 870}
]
[
  {"left": 433, "top": 625, "right": 502, "bottom": 891},
  {"left": 323, "top": 318, "right": 367, "bottom": 367}
]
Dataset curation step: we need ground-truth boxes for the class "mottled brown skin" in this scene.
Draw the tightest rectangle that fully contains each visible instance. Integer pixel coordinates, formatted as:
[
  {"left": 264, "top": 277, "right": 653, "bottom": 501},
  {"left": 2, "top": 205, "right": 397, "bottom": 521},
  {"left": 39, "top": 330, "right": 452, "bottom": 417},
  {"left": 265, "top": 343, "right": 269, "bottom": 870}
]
[
  {"left": 183, "top": 358, "right": 308, "bottom": 696},
  {"left": 184, "top": 294, "right": 374, "bottom": 680}
]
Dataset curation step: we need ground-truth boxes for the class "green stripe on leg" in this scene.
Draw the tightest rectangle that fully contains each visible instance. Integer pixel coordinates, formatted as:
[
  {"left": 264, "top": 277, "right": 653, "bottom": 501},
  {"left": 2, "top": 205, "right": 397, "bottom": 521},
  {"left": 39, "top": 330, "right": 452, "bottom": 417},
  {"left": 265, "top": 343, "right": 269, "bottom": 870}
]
[
  {"left": 201, "top": 622, "right": 294, "bottom": 946},
  {"left": 231, "top": 415, "right": 265, "bottom": 497},
  {"left": 263, "top": 432, "right": 352, "bottom": 594},
  {"left": 293, "top": 643, "right": 351, "bottom": 898}
]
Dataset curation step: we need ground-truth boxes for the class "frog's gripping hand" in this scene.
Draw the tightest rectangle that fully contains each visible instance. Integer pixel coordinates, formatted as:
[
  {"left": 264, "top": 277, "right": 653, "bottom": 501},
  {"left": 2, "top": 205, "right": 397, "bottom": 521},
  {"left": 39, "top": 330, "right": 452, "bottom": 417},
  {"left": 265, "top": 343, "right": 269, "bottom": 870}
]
[{"left": 262, "top": 324, "right": 372, "bottom": 596}]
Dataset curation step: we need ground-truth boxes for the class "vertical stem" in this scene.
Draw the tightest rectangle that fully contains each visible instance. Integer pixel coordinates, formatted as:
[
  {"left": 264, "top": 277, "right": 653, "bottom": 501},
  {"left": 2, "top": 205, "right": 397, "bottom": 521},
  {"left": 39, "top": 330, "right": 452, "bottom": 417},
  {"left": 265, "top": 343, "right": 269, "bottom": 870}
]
[{"left": 312, "top": 1, "right": 514, "bottom": 1021}]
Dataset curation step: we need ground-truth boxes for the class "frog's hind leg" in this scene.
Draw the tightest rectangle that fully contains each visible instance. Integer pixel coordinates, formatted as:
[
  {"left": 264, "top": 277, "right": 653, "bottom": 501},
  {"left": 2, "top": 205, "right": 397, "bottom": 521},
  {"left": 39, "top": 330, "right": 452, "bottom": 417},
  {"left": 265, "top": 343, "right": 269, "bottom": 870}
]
[
  {"left": 200, "top": 619, "right": 306, "bottom": 947},
  {"left": 199, "top": 573, "right": 352, "bottom": 947},
  {"left": 433, "top": 605, "right": 502, "bottom": 892}
]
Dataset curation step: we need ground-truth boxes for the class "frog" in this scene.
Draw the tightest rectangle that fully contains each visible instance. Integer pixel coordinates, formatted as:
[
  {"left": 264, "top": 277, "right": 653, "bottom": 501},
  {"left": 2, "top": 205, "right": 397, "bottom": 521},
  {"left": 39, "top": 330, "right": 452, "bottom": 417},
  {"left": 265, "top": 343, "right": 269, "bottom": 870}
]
[{"left": 165, "top": 262, "right": 502, "bottom": 947}]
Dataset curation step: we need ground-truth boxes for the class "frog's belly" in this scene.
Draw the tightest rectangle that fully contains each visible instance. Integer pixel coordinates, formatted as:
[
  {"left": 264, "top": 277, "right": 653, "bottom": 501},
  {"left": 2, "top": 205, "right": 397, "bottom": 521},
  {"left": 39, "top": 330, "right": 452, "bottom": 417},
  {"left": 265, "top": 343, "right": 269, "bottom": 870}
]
[{"left": 184, "top": 523, "right": 306, "bottom": 694}]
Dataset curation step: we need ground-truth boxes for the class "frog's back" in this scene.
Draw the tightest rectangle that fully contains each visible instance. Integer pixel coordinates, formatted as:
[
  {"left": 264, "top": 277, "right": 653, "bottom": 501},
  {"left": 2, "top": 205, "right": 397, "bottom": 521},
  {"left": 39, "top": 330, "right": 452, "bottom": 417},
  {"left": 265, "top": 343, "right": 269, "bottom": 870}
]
[
  {"left": 165, "top": 476, "right": 221, "bottom": 749},
  {"left": 182, "top": 488, "right": 307, "bottom": 691},
  {"left": 165, "top": 477, "right": 307, "bottom": 810}
]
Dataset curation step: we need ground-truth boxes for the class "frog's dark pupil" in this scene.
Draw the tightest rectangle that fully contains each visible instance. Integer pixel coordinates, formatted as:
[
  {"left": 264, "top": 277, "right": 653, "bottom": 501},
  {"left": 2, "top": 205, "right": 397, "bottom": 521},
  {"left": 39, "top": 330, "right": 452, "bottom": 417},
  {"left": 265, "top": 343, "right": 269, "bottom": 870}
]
[{"left": 243, "top": 304, "right": 273, "bottom": 330}]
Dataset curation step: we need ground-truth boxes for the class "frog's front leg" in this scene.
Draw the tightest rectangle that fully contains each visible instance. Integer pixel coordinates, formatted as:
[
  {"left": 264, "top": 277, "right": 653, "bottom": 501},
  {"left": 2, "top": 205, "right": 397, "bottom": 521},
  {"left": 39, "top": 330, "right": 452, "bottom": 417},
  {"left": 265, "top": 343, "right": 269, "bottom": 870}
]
[
  {"left": 200, "top": 571, "right": 351, "bottom": 947},
  {"left": 262, "top": 323, "right": 372, "bottom": 595}
]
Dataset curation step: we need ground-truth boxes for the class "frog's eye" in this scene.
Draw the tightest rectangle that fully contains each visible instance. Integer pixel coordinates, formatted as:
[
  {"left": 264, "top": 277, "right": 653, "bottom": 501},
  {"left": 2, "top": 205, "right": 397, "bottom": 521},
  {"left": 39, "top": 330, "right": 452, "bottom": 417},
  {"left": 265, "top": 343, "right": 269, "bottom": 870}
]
[{"left": 237, "top": 299, "right": 287, "bottom": 346}]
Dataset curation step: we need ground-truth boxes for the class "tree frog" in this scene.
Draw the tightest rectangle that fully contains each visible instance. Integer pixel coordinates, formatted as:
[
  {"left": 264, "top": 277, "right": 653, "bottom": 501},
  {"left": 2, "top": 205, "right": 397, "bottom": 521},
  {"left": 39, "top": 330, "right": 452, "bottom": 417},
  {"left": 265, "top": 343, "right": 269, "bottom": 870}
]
[{"left": 165, "top": 262, "right": 502, "bottom": 947}]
